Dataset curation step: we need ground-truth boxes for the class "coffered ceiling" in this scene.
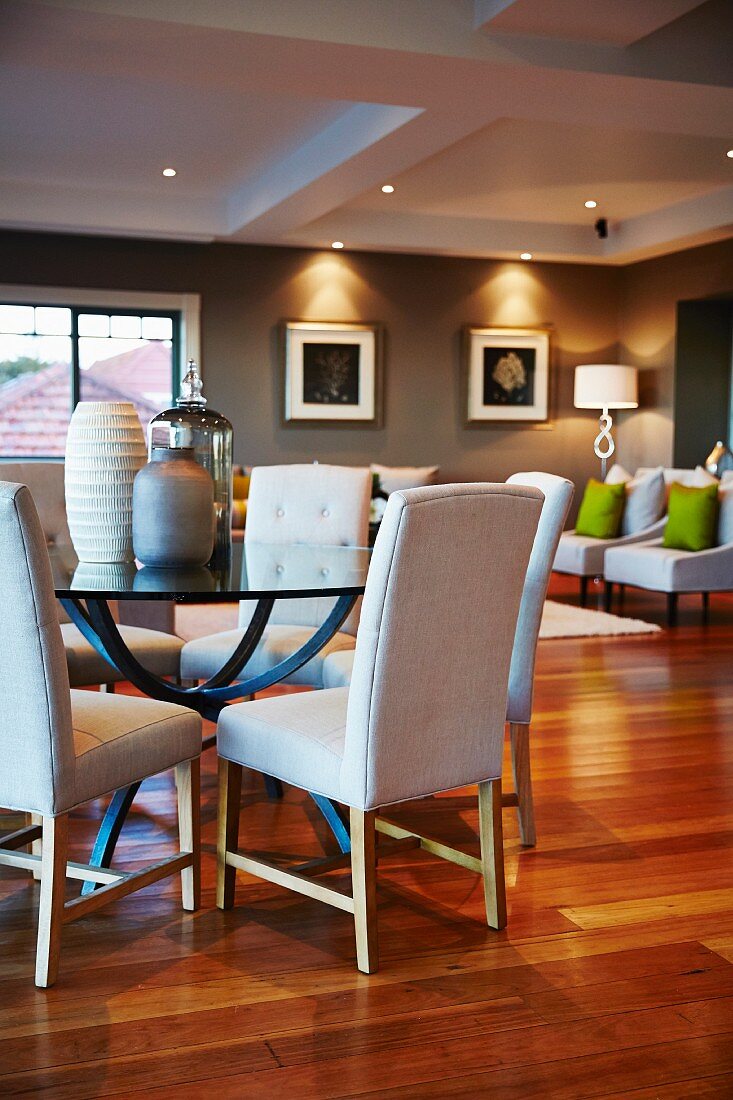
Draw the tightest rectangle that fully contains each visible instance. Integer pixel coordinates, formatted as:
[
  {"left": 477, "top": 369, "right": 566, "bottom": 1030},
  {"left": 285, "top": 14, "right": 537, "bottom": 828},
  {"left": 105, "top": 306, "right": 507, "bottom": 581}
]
[{"left": 1, "top": 0, "right": 731, "bottom": 264}]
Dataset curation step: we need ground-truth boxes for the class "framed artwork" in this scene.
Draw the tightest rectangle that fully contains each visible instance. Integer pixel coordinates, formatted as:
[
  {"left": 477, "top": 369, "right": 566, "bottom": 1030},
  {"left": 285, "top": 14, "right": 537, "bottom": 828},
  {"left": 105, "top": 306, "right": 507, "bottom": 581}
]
[
  {"left": 282, "top": 320, "right": 383, "bottom": 427},
  {"left": 463, "top": 325, "right": 552, "bottom": 426}
]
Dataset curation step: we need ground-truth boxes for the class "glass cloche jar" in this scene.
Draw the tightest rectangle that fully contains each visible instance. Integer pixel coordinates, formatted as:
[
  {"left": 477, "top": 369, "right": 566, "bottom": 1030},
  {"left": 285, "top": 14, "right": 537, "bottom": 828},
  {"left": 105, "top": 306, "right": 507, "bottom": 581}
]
[{"left": 148, "top": 359, "right": 233, "bottom": 561}]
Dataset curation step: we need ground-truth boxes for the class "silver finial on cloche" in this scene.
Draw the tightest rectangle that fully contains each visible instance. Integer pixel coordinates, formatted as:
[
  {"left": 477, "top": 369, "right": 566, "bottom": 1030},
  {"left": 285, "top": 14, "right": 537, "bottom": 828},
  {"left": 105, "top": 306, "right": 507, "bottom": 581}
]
[{"left": 177, "top": 358, "right": 207, "bottom": 407}]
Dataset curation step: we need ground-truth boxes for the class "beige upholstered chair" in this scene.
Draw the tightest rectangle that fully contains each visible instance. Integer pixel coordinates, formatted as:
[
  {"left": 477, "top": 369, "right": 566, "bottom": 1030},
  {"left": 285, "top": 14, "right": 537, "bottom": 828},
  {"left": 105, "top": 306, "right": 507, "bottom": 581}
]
[
  {"left": 0, "top": 482, "right": 202, "bottom": 987},
  {"left": 503, "top": 472, "right": 574, "bottom": 844},
  {"left": 323, "top": 471, "right": 574, "bottom": 847},
  {"left": 181, "top": 463, "right": 371, "bottom": 688},
  {"left": 0, "top": 462, "right": 184, "bottom": 687},
  {"left": 216, "top": 483, "right": 543, "bottom": 972}
]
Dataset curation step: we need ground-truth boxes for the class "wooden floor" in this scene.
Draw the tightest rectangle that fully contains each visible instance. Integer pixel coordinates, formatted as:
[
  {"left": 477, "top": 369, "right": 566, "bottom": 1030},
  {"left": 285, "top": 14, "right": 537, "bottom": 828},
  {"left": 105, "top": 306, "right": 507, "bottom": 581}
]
[{"left": 2, "top": 578, "right": 733, "bottom": 1097}]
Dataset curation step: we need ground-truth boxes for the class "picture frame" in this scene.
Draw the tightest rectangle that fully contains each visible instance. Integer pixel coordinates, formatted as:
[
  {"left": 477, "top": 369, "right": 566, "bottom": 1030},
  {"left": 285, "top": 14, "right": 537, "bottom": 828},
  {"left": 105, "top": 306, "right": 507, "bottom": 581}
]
[
  {"left": 462, "top": 325, "right": 552, "bottom": 427},
  {"left": 281, "top": 320, "right": 383, "bottom": 427}
]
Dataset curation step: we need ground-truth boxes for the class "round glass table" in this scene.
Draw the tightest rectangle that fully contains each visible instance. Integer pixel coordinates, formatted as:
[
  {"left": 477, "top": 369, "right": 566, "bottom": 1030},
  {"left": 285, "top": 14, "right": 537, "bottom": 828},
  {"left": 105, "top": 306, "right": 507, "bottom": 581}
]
[{"left": 51, "top": 541, "right": 371, "bottom": 871}]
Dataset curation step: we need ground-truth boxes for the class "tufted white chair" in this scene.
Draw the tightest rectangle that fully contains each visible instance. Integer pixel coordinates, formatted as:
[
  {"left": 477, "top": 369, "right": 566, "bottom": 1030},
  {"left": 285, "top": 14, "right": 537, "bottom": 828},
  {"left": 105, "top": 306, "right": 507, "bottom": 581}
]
[
  {"left": 216, "top": 483, "right": 543, "bottom": 973},
  {"left": 180, "top": 463, "right": 371, "bottom": 688},
  {"left": 0, "top": 482, "right": 201, "bottom": 987},
  {"left": 0, "top": 462, "right": 184, "bottom": 688},
  {"left": 322, "top": 471, "right": 574, "bottom": 847}
]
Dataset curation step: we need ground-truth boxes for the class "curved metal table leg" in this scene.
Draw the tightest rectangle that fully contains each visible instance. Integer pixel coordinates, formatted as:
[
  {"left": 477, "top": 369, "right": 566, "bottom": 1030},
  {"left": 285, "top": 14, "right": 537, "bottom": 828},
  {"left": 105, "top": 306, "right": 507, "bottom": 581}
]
[
  {"left": 310, "top": 794, "right": 351, "bottom": 853},
  {"left": 61, "top": 593, "right": 357, "bottom": 878},
  {"left": 80, "top": 782, "right": 141, "bottom": 896}
]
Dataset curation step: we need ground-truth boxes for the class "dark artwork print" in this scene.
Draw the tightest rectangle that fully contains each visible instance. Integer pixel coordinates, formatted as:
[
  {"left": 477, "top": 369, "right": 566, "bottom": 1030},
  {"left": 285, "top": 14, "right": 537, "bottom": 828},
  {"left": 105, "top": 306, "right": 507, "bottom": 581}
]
[
  {"left": 482, "top": 346, "right": 536, "bottom": 406},
  {"left": 302, "top": 342, "right": 360, "bottom": 405}
]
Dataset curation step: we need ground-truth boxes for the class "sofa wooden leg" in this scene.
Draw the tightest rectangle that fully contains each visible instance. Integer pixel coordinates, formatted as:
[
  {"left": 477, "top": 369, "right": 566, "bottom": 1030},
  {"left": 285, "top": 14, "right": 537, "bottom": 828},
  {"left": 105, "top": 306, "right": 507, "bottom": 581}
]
[
  {"left": 603, "top": 581, "right": 613, "bottom": 613},
  {"left": 579, "top": 576, "right": 588, "bottom": 608},
  {"left": 667, "top": 592, "right": 678, "bottom": 627},
  {"left": 702, "top": 591, "right": 710, "bottom": 625}
]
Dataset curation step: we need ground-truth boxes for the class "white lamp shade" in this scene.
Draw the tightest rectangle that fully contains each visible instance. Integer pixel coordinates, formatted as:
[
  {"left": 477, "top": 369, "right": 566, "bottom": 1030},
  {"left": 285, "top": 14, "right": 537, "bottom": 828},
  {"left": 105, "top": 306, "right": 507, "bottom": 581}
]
[{"left": 574, "top": 364, "right": 638, "bottom": 410}]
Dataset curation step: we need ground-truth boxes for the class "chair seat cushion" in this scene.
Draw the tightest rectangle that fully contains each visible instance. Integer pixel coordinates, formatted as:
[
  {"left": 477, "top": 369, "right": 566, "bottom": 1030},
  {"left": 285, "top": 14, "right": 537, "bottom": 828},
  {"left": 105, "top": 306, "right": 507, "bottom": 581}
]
[
  {"left": 62, "top": 624, "right": 184, "bottom": 687},
  {"left": 180, "top": 624, "right": 355, "bottom": 687},
  {"left": 217, "top": 688, "right": 349, "bottom": 800},
  {"left": 604, "top": 539, "right": 733, "bottom": 593},
  {"left": 553, "top": 531, "right": 610, "bottom": 577},
  {"left": 323, "top": 649, "right": 355, "bottom": 689},
  {"left": 70, "top": 690, "right": 201, "bottom": 810}
]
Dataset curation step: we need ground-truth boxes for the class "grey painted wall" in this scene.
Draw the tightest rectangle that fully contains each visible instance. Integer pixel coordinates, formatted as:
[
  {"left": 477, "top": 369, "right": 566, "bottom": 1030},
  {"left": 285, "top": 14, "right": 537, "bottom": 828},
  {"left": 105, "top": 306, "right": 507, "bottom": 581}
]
[{"left": 1, "top": 230, "right": 732, "bottom": 502}]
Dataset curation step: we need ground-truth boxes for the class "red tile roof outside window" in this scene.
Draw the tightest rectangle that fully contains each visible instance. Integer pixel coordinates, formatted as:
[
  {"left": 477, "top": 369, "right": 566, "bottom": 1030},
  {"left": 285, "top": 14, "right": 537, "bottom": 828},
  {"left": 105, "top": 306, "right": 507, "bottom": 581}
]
[{"left": 0, "top": 342, "right": 172, "bottom": 457}]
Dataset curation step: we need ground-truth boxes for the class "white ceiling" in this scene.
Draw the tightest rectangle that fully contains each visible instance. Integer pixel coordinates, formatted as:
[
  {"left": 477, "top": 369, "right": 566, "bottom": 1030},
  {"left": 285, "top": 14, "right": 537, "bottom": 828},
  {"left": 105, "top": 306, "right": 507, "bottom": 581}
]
[{"left": 0, "top": 0, "right": 731, "bottom": 263}]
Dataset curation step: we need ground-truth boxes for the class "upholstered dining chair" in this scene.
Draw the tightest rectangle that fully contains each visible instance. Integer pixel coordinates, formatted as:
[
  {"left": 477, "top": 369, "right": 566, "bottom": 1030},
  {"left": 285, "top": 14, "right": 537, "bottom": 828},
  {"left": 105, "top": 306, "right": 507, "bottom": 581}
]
[
  {"left": 180, "top": 463, "right": 372, "bottom": 689},
  {"left": 322, "top": 471, "right": 574, "bottom": 847},
  {"left": 216, "top": 483, "right": 543, "bottom": 973},
  {"left": 0, "top": 482, "right": 202, "bottom": 987},
  {"left": 503, "top": 472, "right": 574, "bottom": 845},
  {"left": 0, "top": 462, "right": 184, "bottom": 689}
]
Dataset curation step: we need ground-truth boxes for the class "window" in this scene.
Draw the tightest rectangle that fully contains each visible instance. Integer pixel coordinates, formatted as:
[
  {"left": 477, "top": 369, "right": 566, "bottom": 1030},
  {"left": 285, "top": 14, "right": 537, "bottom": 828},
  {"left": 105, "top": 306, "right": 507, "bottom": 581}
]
[{"left": 0, "top": 301, "right": 182, "bottom": 457}]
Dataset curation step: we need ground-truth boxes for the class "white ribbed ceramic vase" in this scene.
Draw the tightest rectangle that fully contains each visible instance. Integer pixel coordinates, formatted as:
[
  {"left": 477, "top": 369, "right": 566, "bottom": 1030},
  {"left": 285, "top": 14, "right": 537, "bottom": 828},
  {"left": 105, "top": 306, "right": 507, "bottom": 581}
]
[{"left": 65, "top": 402, "right": 147, "bottom": 563}]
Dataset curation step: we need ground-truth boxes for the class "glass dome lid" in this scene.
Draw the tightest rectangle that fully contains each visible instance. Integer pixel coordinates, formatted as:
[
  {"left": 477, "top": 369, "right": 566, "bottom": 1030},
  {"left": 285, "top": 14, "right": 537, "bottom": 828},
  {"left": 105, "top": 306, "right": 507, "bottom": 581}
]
[{"left": 148, "top": 359, "right": 233, "bottom": 559}]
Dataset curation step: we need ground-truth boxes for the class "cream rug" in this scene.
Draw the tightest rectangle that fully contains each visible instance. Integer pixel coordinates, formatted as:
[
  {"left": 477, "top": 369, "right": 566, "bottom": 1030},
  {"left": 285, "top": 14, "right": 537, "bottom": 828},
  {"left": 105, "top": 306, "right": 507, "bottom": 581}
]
[
  {"left": 540, "top": 600, "right": 661, "bottom": 639},
  {"left": 177, "top": 599, "right": 660, "bottom": 642}
]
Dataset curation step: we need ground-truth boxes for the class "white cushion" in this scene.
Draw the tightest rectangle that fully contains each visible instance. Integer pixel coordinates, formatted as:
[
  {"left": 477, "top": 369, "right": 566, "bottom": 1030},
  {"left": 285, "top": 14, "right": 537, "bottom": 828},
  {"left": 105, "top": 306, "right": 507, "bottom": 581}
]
[
  {"left": 553, "top": 531, "right": 609, "bottom": 576},
  {"left": 604, "top": 463, "right": 632, "bottom": 484},
  {"left": 180, "top": 624, "right": 355, "bottom": 687},
  {"left": 691, "top": 465, "right": 719, "bottom": 487},
  {"left": 719, "top": 482, "right": 733, "bottom": 545},
  {"left": 722, "top": 471, "right": 733, "bottom": 485},
  {"left": 370, "top": 463, "right": 439, "bottom": 494},
  {"left": 218, "top": 688, "right": 348, "bottom": 801},
  {"left": 621, "top": 466, "right": 666, "bottom": 536}
]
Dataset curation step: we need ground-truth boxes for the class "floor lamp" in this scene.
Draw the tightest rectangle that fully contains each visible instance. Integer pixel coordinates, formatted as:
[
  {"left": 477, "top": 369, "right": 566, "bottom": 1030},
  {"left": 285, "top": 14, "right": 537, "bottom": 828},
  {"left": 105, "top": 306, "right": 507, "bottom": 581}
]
[{"left": 574, "top": 364, "right": 639, "bottom": 481}]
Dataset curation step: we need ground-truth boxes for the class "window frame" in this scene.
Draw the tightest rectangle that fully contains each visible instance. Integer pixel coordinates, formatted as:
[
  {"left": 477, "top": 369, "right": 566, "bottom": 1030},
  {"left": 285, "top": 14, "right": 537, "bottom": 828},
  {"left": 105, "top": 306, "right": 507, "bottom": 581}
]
[{"left": 0, "top": 285, "right": 200, "bottom": 461}]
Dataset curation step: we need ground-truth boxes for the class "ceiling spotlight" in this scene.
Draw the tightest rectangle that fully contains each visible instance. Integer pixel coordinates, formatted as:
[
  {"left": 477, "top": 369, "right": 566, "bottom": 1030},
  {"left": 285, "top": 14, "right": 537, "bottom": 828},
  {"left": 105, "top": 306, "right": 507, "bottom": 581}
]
[
  {"left": 727, "top": 149, "right": 733, "bottom": 159},
  {"left": 520, "top": 252, "right": 533, "bottom": 261},
  {"left": 381, "top": 184, "right": 395, "bottom": 193},
  {"left": 331, "top": 241, "right": 344, "bottom": 249},
  {"left": 584, "top": 199, "right": 598, "bottom": 209},
  {"left": 162, "top": 168, "right": 177, "bottom": 177}
]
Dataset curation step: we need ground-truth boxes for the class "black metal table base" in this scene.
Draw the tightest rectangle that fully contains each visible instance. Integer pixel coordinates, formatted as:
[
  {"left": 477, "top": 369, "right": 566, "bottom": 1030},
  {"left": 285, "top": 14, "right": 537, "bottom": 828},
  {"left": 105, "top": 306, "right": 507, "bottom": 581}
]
[{"left": 63, "top": 593, "right": 356, "bottom": 890}]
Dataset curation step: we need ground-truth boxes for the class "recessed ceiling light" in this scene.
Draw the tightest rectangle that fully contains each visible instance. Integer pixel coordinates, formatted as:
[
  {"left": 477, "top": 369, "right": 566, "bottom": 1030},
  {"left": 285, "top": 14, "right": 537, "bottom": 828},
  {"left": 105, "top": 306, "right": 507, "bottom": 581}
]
[
  {"left": 520, "top": 252, "right": 533, "bottom": 261},
  {"left": 727, "top": 149, "right": 733, "bottom": 159},
  {"left": 584, "top": 199, "right": 598, "bottom": 208},
  {"left": 331, "top": 241, "right": 344, "bottom": 249},
  {"left": 162, "top": 168, "right": 177, "bottom": 177},
  {"left": 381, "top": 184, "right": 395, "bottom": 193}
]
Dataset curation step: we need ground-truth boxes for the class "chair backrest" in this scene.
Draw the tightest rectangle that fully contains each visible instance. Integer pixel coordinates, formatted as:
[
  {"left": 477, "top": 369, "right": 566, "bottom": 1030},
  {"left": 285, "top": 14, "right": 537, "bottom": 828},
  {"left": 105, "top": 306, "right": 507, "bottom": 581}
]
[
  {"left": 0, "top": 462, "right": 71, "bottom": 548},
  {"left": 340, "top": 483, "right": 543, "bottom": 810},
  {"left": 239, "top": 463, "right": 371, "bottom": 635},
  {"left": 0, "top": 482, "right": 74, "bottom": 815},
  {"left": 505, "top": 472, "right": 574, "bottom": 725}
]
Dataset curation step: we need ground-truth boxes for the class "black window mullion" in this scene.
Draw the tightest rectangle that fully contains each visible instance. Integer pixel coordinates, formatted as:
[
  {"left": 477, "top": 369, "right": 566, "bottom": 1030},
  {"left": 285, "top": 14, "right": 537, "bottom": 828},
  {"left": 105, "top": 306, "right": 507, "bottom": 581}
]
[{"left": 71, "top": 307, "right": 80, "bottom": 410}]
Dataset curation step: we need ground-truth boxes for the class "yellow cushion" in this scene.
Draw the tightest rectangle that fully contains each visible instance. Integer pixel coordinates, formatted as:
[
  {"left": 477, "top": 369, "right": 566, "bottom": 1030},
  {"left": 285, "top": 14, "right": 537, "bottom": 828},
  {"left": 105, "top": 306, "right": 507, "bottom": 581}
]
[
  {"left": 233, "top": 474, "right": 251, "bottom": 500},
  {"left": 231, "top": 499, "right": 248, "bottom": 529}
]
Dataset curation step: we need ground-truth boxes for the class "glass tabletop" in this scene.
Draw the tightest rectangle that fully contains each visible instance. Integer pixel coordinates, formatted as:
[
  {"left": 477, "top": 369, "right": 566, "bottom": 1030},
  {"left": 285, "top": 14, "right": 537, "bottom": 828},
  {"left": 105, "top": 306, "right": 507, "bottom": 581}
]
[{"left": 50, "top": 541, "right": 372, "bottom": 602}]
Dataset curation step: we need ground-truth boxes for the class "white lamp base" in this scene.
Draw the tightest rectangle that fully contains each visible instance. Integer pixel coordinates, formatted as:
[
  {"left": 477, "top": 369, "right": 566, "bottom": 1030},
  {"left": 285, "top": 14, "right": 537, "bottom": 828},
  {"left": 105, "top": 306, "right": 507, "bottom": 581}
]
[{"left": 593, "top": 406, "right": 615, "bottom": 481}]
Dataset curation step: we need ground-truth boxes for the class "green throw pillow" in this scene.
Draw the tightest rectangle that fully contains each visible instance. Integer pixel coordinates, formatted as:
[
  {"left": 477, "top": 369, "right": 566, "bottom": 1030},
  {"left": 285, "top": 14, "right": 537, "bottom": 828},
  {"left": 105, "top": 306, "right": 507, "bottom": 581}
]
[
  {"left": 662, "top": 482, "right": 719, "bottom": 552},
  {"left": 575, "top": 478, "right": 626, "bottom": 539}
]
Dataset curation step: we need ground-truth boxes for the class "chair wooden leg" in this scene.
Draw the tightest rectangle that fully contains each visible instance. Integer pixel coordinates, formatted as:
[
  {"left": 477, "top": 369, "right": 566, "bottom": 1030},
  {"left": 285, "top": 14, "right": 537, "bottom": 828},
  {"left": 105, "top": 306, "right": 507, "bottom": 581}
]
[
  {"left": 217, "top": 758, "right": 242, "bottom": 910},
  {"left": 350, "top": 808, "right": 378, "bottom": 974},
  {"left": 35, "top": 815, "right": 68, "bottom": 988},
  {"left": 509, "top": 723, "right": 536, "bottom": 847},
  {"left": 26, "top": 812, "right": 43, "bottom": 880},
  {"left": 478, "top": 779, "right": 507, "bottom": 931},
  {"left": 176, "top": 758, "right": 201, "bottom": 912}
]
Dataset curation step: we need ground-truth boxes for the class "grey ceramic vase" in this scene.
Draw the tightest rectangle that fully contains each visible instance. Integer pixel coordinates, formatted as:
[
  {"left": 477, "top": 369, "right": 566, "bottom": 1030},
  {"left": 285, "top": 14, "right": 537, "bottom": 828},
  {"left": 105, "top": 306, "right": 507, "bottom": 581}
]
[{"left": 133, "top": 447, "right": 215, "bottom": 568}]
